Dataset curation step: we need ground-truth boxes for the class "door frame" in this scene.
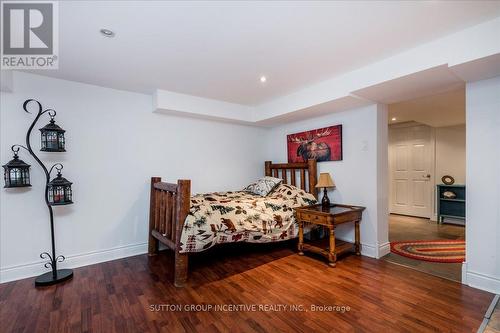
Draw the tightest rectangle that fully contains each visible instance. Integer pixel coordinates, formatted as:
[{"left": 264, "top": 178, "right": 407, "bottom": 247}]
[{"left": 388, "top": 121, "right": 436, "bottom": 220}]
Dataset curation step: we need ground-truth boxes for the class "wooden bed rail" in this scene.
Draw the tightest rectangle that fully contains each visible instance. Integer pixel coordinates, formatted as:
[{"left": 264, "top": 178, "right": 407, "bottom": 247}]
[
  {"left": 148, "top": 177, "right": 190, "bottom": 287},
  {"left": 265, "top": 159, "right": 317, "bottom": 198}
]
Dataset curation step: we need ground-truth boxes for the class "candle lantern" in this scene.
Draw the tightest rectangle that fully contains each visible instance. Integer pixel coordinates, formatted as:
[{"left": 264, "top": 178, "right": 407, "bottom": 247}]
[
  {"left": 2, "top": 147, "right": 31, "bottom": 188},
  {"left": 40, "top": 114, "right": 66, "bottom": 152},
  {"left": 48, "top": 167, "right": 73, "bottom": 205}
]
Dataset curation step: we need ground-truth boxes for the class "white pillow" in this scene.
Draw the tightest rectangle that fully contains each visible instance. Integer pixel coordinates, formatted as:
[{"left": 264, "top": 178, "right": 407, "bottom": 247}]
[{"left": 243, "top": 176, "right": 283, "bottom": 196}]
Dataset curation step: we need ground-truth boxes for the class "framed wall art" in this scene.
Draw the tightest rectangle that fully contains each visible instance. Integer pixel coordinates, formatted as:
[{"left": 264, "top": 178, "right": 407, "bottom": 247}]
[{"left": 287, "top": 125, "right": 342, "bottom": 163}]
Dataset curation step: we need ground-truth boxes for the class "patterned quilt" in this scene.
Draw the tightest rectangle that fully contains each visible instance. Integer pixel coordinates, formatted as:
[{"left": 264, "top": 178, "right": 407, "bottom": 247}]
[{"left": 179, "top": 183, "right": 317, "bottom": 253}]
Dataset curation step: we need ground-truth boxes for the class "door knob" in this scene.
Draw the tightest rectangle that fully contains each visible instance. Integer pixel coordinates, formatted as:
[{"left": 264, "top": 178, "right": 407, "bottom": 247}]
[{"left": 423, "top": 174, "right": 431, "bottom": 178}]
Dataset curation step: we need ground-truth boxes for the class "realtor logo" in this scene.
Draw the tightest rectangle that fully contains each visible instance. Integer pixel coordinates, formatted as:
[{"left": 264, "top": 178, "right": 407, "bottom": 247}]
[{"left": 1, "top": 1, "right": 58, "bottom": 69}]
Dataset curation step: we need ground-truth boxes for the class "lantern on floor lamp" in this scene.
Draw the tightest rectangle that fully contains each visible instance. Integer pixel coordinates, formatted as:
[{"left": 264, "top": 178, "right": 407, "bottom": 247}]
[
  {"left": 2, "top": 99, "right": 74, "bottom": 287},
  {"left": 3, "top": 146, "right": 31, "bottom": 188},
  {"left": 40, "top": 114, "right": 66, "bottom": 152},
  {"left": 48, "top": 165, "right": 73, "bottom": 205},
  {"left": 316, "top": 172, "right": 335, "bottom": 209}
]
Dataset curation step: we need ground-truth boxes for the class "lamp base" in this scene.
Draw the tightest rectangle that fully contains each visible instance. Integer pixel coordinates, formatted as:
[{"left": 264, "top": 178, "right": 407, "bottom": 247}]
[
  {"left": 321, "top": 188, "right": 330, "bottom": 209},
  {"left": 35, "top": 269, "right": 73, "bottom": 287}
]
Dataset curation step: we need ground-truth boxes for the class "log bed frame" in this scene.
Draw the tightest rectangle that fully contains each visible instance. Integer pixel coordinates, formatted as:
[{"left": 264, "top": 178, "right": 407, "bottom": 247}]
[{"left": 148, "top": 159, "right": 318, "bottom": 287}]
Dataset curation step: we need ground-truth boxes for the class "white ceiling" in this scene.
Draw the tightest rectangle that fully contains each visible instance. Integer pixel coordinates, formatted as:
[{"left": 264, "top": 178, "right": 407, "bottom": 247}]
[
  {"left": 449, "top": 53, "right": 500, "bottom": 82},
  {"left": 351, "top": 65, "right": 464, "bottom": 104},
  {"left": 27, "top": 1, "right": 500, "bottom": 106},
  {"left": 256, "top": 96, "right": 372, "bottom": 126},
  {"left": 388, "top": 86, "right": 465, "bottom": 127}
]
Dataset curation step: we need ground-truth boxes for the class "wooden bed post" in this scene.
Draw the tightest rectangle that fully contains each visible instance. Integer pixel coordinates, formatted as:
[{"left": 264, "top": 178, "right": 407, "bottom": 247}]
[
  {"left": 308, "top": 159, "right": 318, "bottom": 199},
  {"left": 148, "top": 177, "right": 161, "bottom": 256},
  {"left": 174, "top": 179, "right": 191, "bottom": 287},
  {"left": 265, "top": 161, "right": 272, "bottom": 177}
]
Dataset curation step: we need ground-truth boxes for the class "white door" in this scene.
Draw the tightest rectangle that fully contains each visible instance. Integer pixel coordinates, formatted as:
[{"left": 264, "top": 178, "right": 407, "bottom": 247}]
[{"left": 389, "top": 125, "right": 433, "bottom": 218}]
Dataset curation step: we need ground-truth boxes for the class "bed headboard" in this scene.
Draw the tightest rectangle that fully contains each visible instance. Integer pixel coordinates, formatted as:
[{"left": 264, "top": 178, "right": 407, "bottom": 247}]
[{"left": 265, "top": 159, "right": 318, "bottom": 199}]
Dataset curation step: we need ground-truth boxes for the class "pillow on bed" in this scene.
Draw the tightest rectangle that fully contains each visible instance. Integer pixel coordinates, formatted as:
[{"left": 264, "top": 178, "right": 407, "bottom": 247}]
[{"left": 243, "top": 176, "right": 283, "bottom": 196}]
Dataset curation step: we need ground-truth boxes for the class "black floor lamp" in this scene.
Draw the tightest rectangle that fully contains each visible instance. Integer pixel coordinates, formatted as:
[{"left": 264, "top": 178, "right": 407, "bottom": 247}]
[{"left": 2, "top": 99, "right": 74, "bottom": 287}]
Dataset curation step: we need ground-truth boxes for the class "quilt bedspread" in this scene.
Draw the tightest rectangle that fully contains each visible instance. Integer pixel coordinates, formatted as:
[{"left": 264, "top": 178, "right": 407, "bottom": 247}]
[{"left": 178, "top": 184, "right": 317, "bottom": 253}]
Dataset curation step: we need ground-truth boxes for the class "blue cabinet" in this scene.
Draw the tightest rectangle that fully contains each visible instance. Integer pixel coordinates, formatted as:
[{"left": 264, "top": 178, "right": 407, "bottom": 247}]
[{"left": 437, "top": 184, "right": 465, "bottom": 224}]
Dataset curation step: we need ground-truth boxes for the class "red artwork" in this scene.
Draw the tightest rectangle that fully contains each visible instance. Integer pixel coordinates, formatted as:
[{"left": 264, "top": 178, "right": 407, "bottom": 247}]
[{"left": 287, "top": 125, "right": 342, "bottom": 163}]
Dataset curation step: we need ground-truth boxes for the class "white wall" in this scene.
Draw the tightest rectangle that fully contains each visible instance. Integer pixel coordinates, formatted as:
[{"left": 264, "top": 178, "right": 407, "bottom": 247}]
[
  {"left": 465, "top": 76, "right": 500, "bottom": 294},
  {"left": 0, "top": 72, "right": 269, "bottom": 282},
  {"left": 435, "top": 124, "right": 466, "bottom": 223},
  {"left": 435, "top": 124, "right": 466, "bottom": 185},
  {"left": 266, "top": 104, "right": 389, "bottom": 258}
]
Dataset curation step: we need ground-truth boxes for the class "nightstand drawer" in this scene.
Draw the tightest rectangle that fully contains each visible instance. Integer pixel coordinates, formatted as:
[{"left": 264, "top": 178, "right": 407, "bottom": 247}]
[{"left": 299, "top": 213, "right": 329, "bottom": 225}]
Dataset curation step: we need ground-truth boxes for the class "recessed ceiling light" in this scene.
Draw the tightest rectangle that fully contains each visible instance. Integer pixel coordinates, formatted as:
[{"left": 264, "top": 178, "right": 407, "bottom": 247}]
[
  {"left": 100, "top": 29, "right": 115, "bottom": 37},
  {"left": 260, "top": 76, "right": 267, "bottom": 83},
  {"left": 391, "top": 117, "right": 397, "bottom": 121}
]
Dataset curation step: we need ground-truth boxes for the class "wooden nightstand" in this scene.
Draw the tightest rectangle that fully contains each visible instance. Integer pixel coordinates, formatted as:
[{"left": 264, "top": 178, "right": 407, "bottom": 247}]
[{"left": 294, "top": 204, "right": 365, "bottom": 267}]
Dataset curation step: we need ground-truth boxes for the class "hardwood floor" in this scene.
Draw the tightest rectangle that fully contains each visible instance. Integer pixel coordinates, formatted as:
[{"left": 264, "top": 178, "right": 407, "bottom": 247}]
[
  {"left": 0, "top": 242, "right": 492, "bottom": 333},
  {"left": 485, "top": 299, "right": 500, "bottom": 333},
  {"left": 384, "top": 214, "right": 465, "bottom": 282},
  {"left": 388, "top": 214, "right": 465, "bottom": 241}
]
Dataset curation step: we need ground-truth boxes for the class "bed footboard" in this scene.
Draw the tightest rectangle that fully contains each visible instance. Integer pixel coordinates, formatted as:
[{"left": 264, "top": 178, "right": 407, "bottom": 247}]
[{"left": 148, "top": 177, "right": 191, "bottom": 287}]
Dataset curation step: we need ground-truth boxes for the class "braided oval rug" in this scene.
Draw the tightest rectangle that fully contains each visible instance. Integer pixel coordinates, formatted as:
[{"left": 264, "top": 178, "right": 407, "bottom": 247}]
[{"left": 390, "top": 240, "right": 465, "bottom": 263}]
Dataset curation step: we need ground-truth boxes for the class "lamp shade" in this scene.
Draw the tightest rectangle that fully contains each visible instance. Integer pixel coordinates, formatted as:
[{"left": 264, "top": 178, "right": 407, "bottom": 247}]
[{"left": 316, "top": 173, "right": 335, "bottom": 188}]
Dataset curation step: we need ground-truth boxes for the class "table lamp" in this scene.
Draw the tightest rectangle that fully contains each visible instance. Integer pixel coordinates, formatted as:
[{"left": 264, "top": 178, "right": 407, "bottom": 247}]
[{"left": 315, "top": 172, "right": 335, "bottom": 208}]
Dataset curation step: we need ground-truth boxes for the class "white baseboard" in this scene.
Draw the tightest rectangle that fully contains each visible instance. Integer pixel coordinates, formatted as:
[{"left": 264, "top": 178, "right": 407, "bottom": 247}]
[
  {"left": 360, "top": 243, "right": 376, "bottom": 258},
  {"left": 359, "top": 242, "right": 389, "bottom": 259},
  {"left": 462, "top": 262, "right": 468, "bottom": 284},
  {"left": 465, "top": 269, "right": 500, "bottom": 294},
  {"left": 377, "top": 242, "right": 391, "bottom": 258},
  {"left": 0, "top": 242, "right": 148, "bottom": 284}
]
